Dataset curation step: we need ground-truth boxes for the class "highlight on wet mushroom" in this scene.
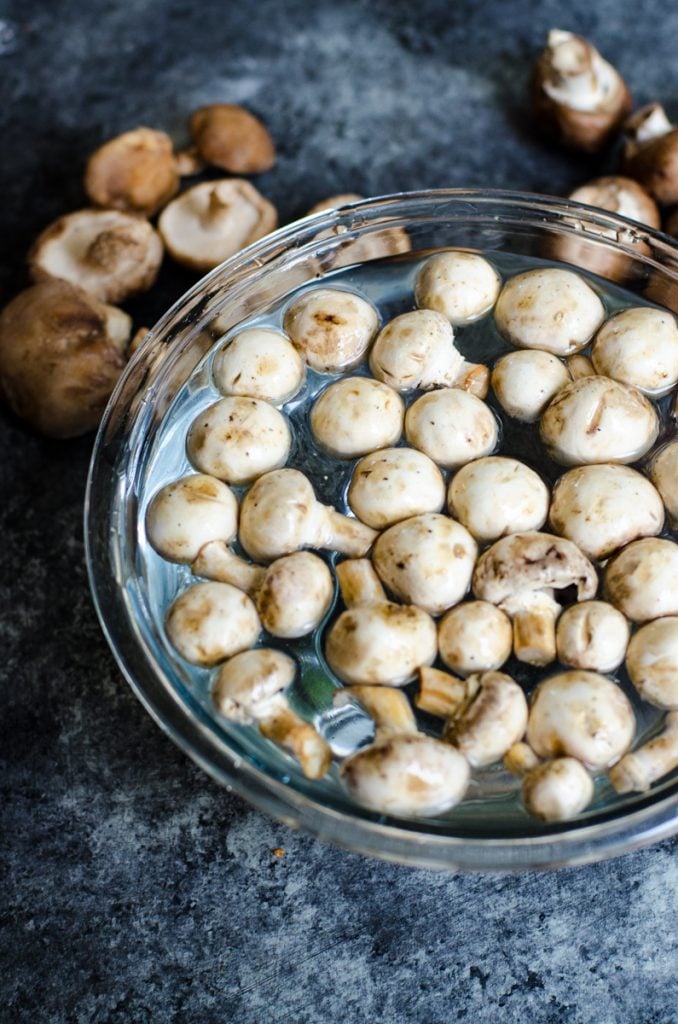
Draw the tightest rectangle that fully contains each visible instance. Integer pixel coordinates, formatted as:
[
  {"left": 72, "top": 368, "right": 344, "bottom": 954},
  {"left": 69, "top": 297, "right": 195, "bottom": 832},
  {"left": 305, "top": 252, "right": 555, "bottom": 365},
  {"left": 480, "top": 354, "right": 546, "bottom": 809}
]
[
  {"left": 490, "top": 349, "right": 571, "bottom": 422},
  {"left": 186, "top": 396, "right": 291, "bottom": 485},
  {"left": 414, "top": 251, "right": 501, "bottom": 326},
  {"left": 310, "top": 376, "right": 404, "bottom": 458},
  {"left": 212, "top": 327, "right": 305, "bottom": 404},
  {"left": 555, "top": 601, "right": 630, "bottom": 673},
  {"left": 604, "top": 538, "right": 678, "bottom": 622},
  {"left": 165, "top": 581, "right": 260, "bottom": 666},
  {"left": 625, "top": 617, "right": 678, "bottom": 710},
  {"left": 282, "top": 287, "right": 380, "bottom": 373},
  {"left": 447, "top": 456, "right": 550, "bottom": 545},
  {"left": 437, "top": 601, "right": 513, "bottom": 677},
  {"left": 347, "top": 447, "right": 445, "bottom": 530},
  {"left": 405, "top": 387, "right": 498, "bottom": 469},
  {"left": 84, "top": 127, "right": 179, "bottom": 217}
]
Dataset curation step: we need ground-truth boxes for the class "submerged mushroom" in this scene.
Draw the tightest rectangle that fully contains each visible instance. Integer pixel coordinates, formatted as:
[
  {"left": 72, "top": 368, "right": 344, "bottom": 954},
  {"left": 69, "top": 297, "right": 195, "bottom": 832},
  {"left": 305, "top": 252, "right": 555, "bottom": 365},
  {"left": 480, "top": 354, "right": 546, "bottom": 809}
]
[
  {"left": 626, "top": 617, "right": 678, "bottom": 710},
  {"left": 212, "top": 327, "right": 305, "bottom": 404},
  {"left": 437, "top": 601, "right": 513, "bottom": 677},
  {"left": 84, "top": 127, "right": 179, "bottom": 217},
  {"left": 604, "top": 538, "right": 678, "bottom": 622},
  {"left": 521, "top": 758, "right": 595, "bottom": 822},
  {"left": 556, "top": 601, "right": 630, "bottom": 673},
  {"left": 443, "top": 671, "right": 529, "bottom": 768},
  {"left": 609, "top": 713, "right": 678, "bottom": 793},
  {"left": 310, "top": 377, "right": 404, "bottom": 458},
  {"left": 186, "top": 396, "right": 291, "bottom": 485},
  {"left": 591, "top": 307, "right": 678, "bottom": 397},
  {"left": 283, "top": 287, "right": 379, "bottom": 373},
  {"left": 347, "top": 447, "right": 445, "bottom": 530},
  {"left": 405, "top": 388, "right": 498, "bottom": 469},
  {"left": 189, "top": 103, "right": 276, "bottom": 174},
  {"left": 165, "top": 581, "right": 260, "bottom": 666},
  {"left": 333, "top": 685, "right": 417, "bottom": 741},
  {"left": 494, "top": 268, "right": 605, "bottom": 355},
  {"left": 490, "top": 349, "right": 571, "bottom": 422},
  {"left": 414, "top": 251, "right": 501, "bottom": 326},
  {"left": 447, "top": 456, "right": 550, "bottom": 545},
  {"left": 239, "top": 469, "right": 377, "bottom": 563},
  {"left": 650, "top": 442, "right": 678, "bottom": 526},
  {"left": 145, "top": 474, "right": 238, "bottom": 563}
]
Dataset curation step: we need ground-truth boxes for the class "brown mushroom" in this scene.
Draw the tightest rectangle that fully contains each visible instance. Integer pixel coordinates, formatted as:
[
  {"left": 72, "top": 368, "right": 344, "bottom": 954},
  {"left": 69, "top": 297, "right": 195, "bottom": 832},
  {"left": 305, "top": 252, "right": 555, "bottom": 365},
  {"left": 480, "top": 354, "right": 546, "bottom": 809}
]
[
  {"left": 189, "top": 103, "right": 276, "bottom": 174},
  {"left": 622, "top": 104, "right": 678, "bottom": 206},
  {"left": 84, "top": 127, "right": 179, "bottom": 217}
]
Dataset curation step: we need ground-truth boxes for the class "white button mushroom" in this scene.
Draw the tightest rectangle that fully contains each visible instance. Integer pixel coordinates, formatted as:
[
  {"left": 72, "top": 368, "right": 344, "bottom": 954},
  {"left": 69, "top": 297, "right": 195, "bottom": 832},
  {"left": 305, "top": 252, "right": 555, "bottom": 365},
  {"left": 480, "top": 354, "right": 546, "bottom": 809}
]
[
  {"left": 310, "top": 377, "right": 404, "bottom": 458},
  {"left": 527, "top": 670, "right": 635, "bottom": 770},
  {"left": 239, "top": 468, "right": 377, "bottom": 563},
  {"left": 549, "top": 464, "right": 665, "bottom": 560},
  {"left": 347, "top": 447, "right": 445, "bottom": 530},
  {"left": 165, "top": 581, "right": 260, "bottom": 666},
  {"left": 443, "top": 671, "right": 529, "bottom": 768},
  {"left": 609, "top": 713, "right": 678, "bottom": 793},
  {"left": 626, "top": 617, "right": 678, "bottom": 710},
  {"left": 186, "top": 397, "right": 291, "bottom": 486},
  {"left": 212, "top": 327, "right": 304, "bottom": 404},
  {"left": 405, "top": 388, "right": 498, "bottom": 469},
  {"left": 540, "top": 376, "right": 659, "bottom": 466},
  {"left": 372, "top": 513, "right": 478, "bottom": 616},
  {"left": 414, "top": 251, "right": 501, "bottom": 326},
  {"left": 490, "top": 349, "right": 571, "bottom": 422},
  {"left": 282, "top": 287, "right": 379, "bottom": 373},
  {"left": 494, "top": 268, "right": 605, "bottom": 355},
  {"left": 341, "top": 734, "right": 470, "bottom": 817},
  {"left": 437, "top": 601, "right": 513, "bottom": 676},
  {"left": 650, "top": 442, "right": 678, "bottom": 526},
  {"left": 521, "top": 758, "right": 595, "bottom": 822},
  {"left": 368, "top": 309, "right": 488, "bottom": 396},
  {"left": 556, "top": 601, "right": 630, "bottom": 673},
  {"left": 447, "top": 456, "right": 550, "bottom": 545},
  {"left": 473, "top": 531, "right": 598, "bottom": 666},
  {"left": 145, "top": 474, "right": 238, "bottom": 563},
  {"left": 591, "top": 307, "right": 678, "bottom": 397},
  {"left": 325, "top": 559, "right": 437, "bottom": 686},
  {"left": 604, "top": 538, "right": 678, "bottom": 622}
]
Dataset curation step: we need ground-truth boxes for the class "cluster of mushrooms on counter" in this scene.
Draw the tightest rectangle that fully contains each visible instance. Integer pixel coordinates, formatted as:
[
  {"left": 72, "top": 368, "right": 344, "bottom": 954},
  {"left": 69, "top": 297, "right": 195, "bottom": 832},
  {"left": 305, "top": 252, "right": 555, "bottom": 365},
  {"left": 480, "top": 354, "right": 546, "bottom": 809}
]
[{"left": 145, "top": 247, "right": 678, "bottom": 825}]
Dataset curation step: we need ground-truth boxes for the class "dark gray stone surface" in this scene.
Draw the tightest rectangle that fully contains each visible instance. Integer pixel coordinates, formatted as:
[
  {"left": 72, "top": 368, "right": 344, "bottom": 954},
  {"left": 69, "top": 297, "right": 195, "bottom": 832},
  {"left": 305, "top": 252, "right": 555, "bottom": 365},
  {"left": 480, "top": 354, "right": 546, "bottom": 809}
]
[{"left": 1, "top": 2, "right": 676, "bottom": 1021}]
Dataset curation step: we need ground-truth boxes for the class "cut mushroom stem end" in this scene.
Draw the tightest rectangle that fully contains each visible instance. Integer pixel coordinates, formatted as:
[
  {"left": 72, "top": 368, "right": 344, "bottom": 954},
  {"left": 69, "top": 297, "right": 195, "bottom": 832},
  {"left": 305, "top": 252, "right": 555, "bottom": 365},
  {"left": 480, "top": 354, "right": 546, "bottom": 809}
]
[{"left": 416, "top": 667, "right": 477, "bottom": 719}]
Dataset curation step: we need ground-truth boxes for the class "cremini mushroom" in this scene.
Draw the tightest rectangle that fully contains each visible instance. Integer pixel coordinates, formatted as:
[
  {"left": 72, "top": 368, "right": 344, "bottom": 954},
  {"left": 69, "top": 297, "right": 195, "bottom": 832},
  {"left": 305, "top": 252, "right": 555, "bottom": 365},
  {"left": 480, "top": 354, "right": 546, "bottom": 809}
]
[
  {"left": 307, "top": 194, "right": 411, "bottom": 266},
  {"left": 165, "top": 581, "right": 260, "bottom": 666},
  {"left": 494, "top": 268, "right": 605, "bottom": 355},
  {"left": 189, "top": 103, "right": 276, "bottom": 174},
  {"left": 84, "top": 127, "right": 179, "bottom": 217},
  {"left": 310, "top": 376, "right": 404, "bottom": 458},
  {"left": 604, "top": 538, "right": 678, "bottom": 622},
  {"left": 212, "top": 327, "right": 305, "bottom": 404},
  {"left": 626, "top": 617, "right": 678, "bottom": 710},
  {"left": 192, "top": 546, "right": 333, "bottom": 639},
  {"left": 591, "top": 307, "right": 678, "bottom": 397},
  {"left": 28, "top": 209, "right": 163, "bottom": 304},
  {"left": 145, "top": 474, "right": 238, "bottom": 563},
  {"left": 347, "top": 447, "right": 445, "bottom": 530},
  {"left": 527, "top": 670, "right": 635, "bottom": 770},
  {"left": 341, "top": 734, "right": 470, "bottom": 817},
  {"left": 212, "top": 649, "right": 331, "bottom": 779},
  {"left": 437, "top": 601, "right": 513, "bottom": 677},
  {"left": 490, "top": 349, "right": 571, "bottom": 422},
  {"left": 158, "top": 180, "right": 277, "bottom": 271},
  {"left": 473, "top": 531, "right": 598, "bottom": 666},
  {"left": 0, "top": 279, "right": 130, "bottom": 438},
  {"left": 282, "top": 287, "right": 379, "bottom": 373},
  {"left": 414, "top": 251, "right": 500, "bottom": 326},
  {"left": 369, "top": 309, "right": 488, "bottom": 396},
  {"left": 609, "top": 713, "right": 678, "bottom": 793},
  {"left": 540, "top": 376, "right": 659, "bottom": 466},
  {"left": 549, "top": 463, "right": 665, "bottom": 560},
  {"left": 325, "top": 559, "right": 437, "bottom": 686},
  {"left": 556, "top": 601, "right": 630, "bottom": 673},
  {"left": 447, "top": 456, "right": 550, "bottom": 545},
  {"left": 521, "top": 758, "right": 595, "bottom": 821},
  {"left": 333, "top": 685, "right": 417, "bottom": 740},
  {"left": 443, "top": 670, "right": 529, "bottom": 768},
  {"left": 186, "top": 396, "right": 290, "bottom": 485},
  {"left": 239, "top": 468, "right": 377, "bottom": 563},
  {"left": 405, "top": 388, "right": 498, "bottom": 469},
  {"left": 650, "top": 442, "right": 678, "bottom": 525},
  {"left": 531, "top": 30, "right": 631, "bottom": 151},
  {"left": 569, "top": 176, "right": 661, "bottom": 228},
  {"left": 622, "top": 104, "right": 678, "bottom": 206},
  {"left": 372, "top": 513, "right": 478, "bottom": 616}
]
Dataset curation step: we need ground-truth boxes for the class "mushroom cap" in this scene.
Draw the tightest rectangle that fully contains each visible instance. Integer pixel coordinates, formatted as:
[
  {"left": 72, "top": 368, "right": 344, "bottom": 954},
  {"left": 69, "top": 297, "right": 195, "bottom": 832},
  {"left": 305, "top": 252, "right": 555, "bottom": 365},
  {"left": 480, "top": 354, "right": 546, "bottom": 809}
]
[
  {"left": 325, "top": 601, "right": 437, "bottom": 686},
  {"left": 310, "top": 376, "right": 404, "bottom": 458},
  {"left": 212, "top": 327, "right": 304, "bottom": 404},
  {"left": 604, "top": 538, "right": 678, "bottom": 622},
  {"left": 556, "top": 601, "right": 630, "bottom": 672},
  {"left": 540, "top": 375, "right": 659, "bottom": 466},
  {"left": 341, "top": 734, "right": 470, "bottom": 816},
  {"left": 623, "top": 128, "right": 678, "bottom": 207},
  {"left": 650, "top": 442, "right": 678, "bottom": 524},
  {"left": 165, "top": 581, "right": 260, "bottom": 666},
  {"left": 347, "top": 447, "right": 445, "bottom": 530},
  {"left": 0, "top": 279, "right": 130, "bottom": 438},
  {"left": 28, "top": 209, "right": 163, "bottom": 304},
  {"left": 473, "top": 531, "right": 598, "bottom": 605},
  {"left": 414, "top": 251, "right": 500, "bottom": 326},
  {"left": 369, "top": 309, "right": 464, "bottom": 391},
  {"left": 405, "top": 388, "right": 498, "bottom": 469},
  {"left": 522, "top": 758, "right": 594, "bottom": 822},
  {"left": 158, "top": 180, "right": 277, "bottom": 272},
  {"left": 308, "top": 195, "right": 411, "bottom": 267},
  {"left": 282, "top": 287, "right": 379, "bottom": 373},
  {"left": 568, "top": 176, "right": 661, "bottom": 229},
  {"left": 490, "top": 349, "right": 571, "bottom": 422},
  {"left": 444, "top": 671, "right": 529, "bottom": 767},
  {"left": 145, "top": 474, "right": 238, "bottom": 563},
  {"left": 549, "top": 464, "right": 665, "bottom": 560},
  {"left": 189, "top": 103, "right": 276, "bottom": 174},
  {"left": 526, "top": 670, "right": 635, "bottom": 770},
  {"left": 447, "top": 456, "right": 550, "bottom": 544},
  {"left": 256, "top": 552, "right": 334, "bottom": 639},
  {"left": 591, "top": 307, "right": 678, "bottom": 397},
  {"left": 238, "top": 469, "right": 325, "bottom": 562},
  {"left": 186, "top": 396, "right": 290, "bottom": 485},
  {"left": 372, "top": 513, "right": 478, "bottom": 616},
  {"left": 438, "top": 601, "right": 513, "bottom": 676},
  {"left": 494, "top": 268, "right": 605, "bottom": 355},
  {"left": 212, "top": 648, "right": 296, "bottom": 723},
  {"left": 626, "top": 617, "right": 678, "bottom": 709},
  {"left": 84, "top": 127, "right": 179, "bottom": 217}
]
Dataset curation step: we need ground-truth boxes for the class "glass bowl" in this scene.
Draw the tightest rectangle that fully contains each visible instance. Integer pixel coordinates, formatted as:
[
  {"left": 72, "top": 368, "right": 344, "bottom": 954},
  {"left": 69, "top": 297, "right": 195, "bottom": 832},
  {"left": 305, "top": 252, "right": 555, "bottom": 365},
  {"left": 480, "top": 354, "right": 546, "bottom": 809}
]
[{"left": 85, "top": 189, "right": 678, "bottom": 871}]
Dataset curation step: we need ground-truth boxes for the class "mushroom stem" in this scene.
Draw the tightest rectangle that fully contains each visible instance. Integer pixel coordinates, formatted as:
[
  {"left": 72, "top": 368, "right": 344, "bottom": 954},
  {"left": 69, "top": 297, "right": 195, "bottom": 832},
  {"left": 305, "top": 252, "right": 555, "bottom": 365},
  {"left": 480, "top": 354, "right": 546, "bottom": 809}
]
[
  {"left": 608, "top": 713, "right": 678, "bottom": 793},
  {"left": 335, "top": 685, "right": 417, "bottom": 739},
  {"left": 503, "top": 742, "right": 542, "bottom": 776},
  {"left": 626, "top": 103, "right": 674, "bottom": 149},
  {"left": 416, "top": 667, "right": 477, "bottom": 719},
  {"left": 259, "top": 705, "right": 332, "bottom": 781},
  {"left": 192, "top": 540, "right": 266, "bottom": 593},
  {"left": 456, "top": 361, "right": 490, "bottom": 398},
  {"left": 335, "top": 559, "right": 386, "bottom": 607},
  {"left": 324, "top": 508, "right": 380, "bottom": 556},
  {"left": 504, "top": 590, "right": 561, "bottom": 666},
  {"left": 547, "top": 30, "right": 598, "bottom": 98},
  {"left": 203, "top": 186, "right": 233, "bottom": 227}
]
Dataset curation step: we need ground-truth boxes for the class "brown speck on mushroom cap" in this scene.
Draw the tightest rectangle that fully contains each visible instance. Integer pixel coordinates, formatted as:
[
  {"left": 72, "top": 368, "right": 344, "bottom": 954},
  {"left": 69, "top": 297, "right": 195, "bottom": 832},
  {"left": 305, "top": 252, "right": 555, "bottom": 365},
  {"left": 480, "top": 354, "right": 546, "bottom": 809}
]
[
  {"left": 189, "top": 103, "right": 276, "bottom": 174},
  {"left": 84, "top": 127, "right": 179, "bottom": 217},
  {"left": 283, "top": 287, "right": 379, "bottom": 373}
]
